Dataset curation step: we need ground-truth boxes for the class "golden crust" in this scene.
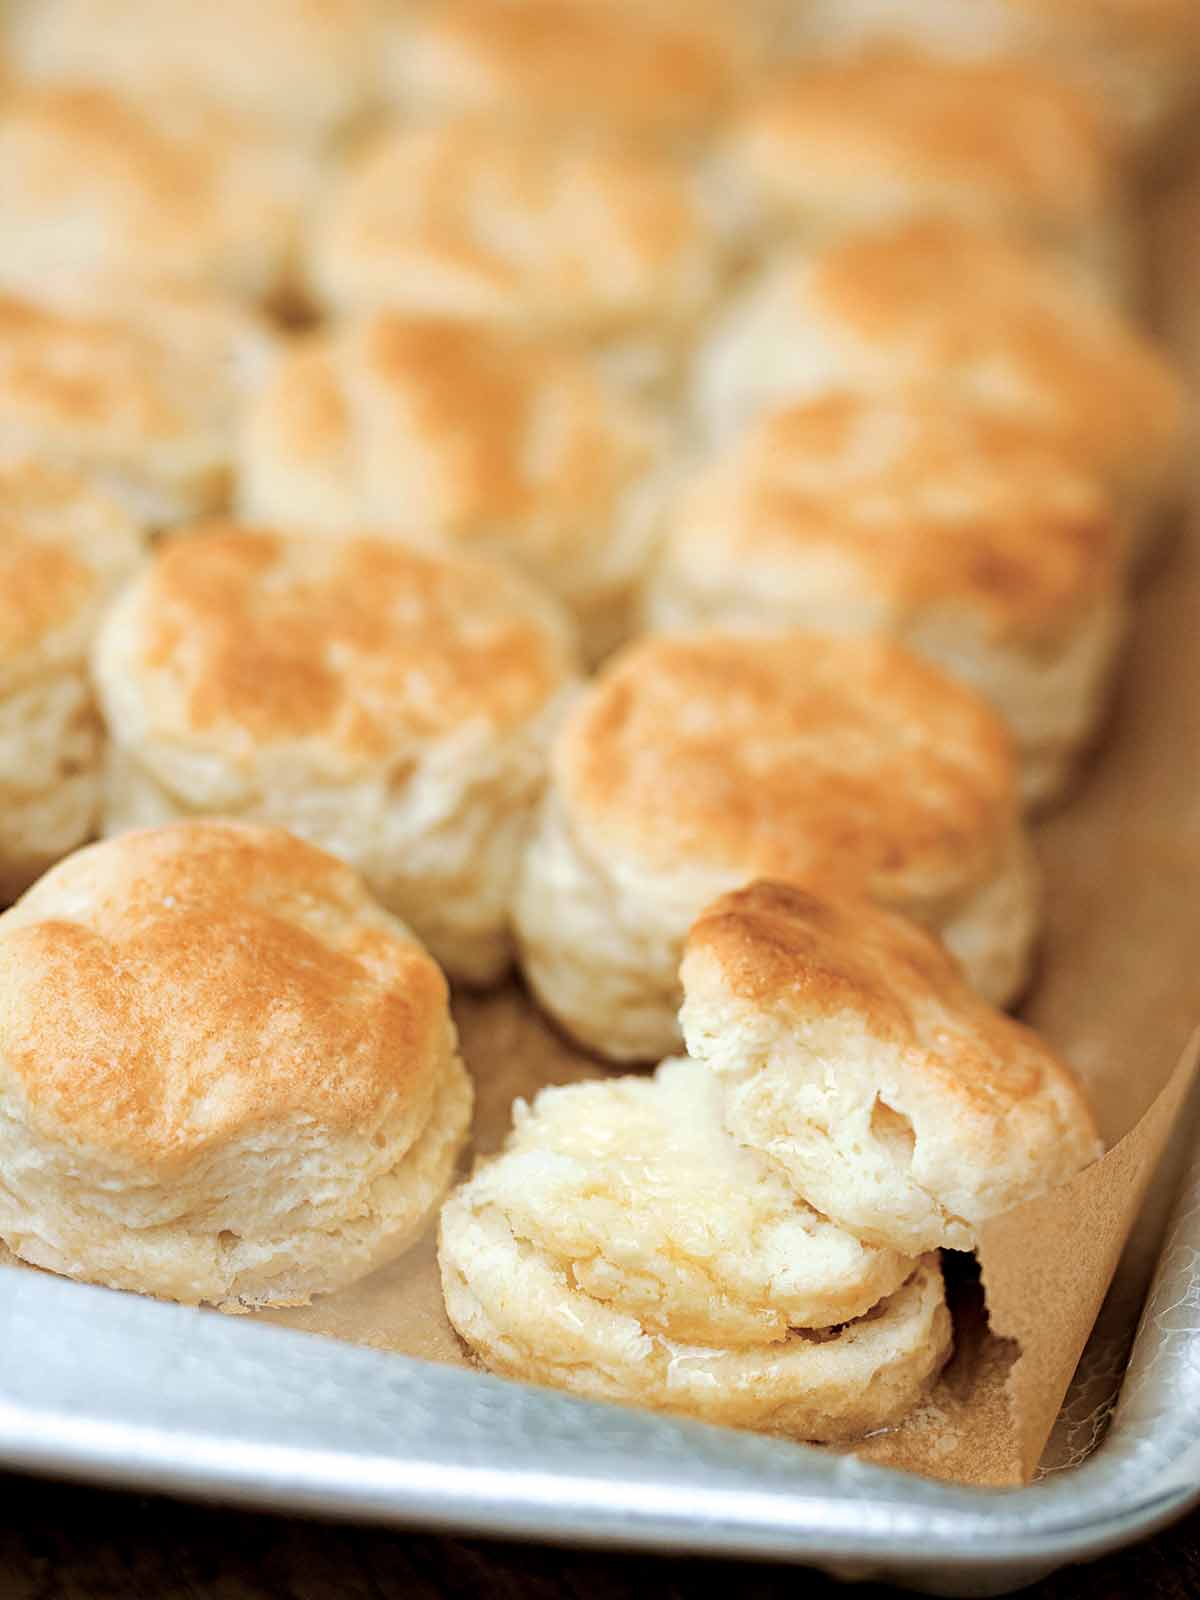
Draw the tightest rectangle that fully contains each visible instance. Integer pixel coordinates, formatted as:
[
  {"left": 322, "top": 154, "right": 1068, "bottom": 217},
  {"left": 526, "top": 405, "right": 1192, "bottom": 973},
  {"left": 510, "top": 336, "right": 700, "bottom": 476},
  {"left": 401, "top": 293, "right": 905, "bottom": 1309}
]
[
  {"left": 809, "top": 221, "right": 1184, "bottom": 494},
  {"left": 308, "top": 119, "right": 716, "bottom": 332},
  {"left": 390, "top": 0, "right": 759, "bottom": 143},
  {"left": 111, "top": 524, "right": 575, "bottom": 759},
  {"left": 727, "top": 51, "right": 1117, "bottom": 229},
  {"left": 558, "top": 631, "right": 1018, "bottom": 902},
  {"left": 0, "top": 84, "right": 315, "bottom": 304},
  {"left": 241, "top": 314, "right": 666, "bottom": 558},
  {"left": 682, "top": 879, "right": 1102, "bottom": 1232},
  {"left": 657, "top": 394, "right": 1120, "bottom": 642},
  {"left": 687, "top": 881, "right": 1030, "bottom": 1082},
  {"left": 0, "top": 820, "right": 451, "bottom": 1168},
  {"left": 0, "top": 291, "right": 274, "bottom": 519}
]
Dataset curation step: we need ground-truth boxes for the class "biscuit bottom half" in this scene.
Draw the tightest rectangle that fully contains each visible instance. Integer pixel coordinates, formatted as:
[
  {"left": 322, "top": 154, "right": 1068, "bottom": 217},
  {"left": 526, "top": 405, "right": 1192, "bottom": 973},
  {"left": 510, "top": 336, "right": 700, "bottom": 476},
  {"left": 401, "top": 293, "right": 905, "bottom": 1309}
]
[
  {"left": 437, "top": 1058, "right": 952, "bottom": 1441},
  {"left": 439, "top": 1196, "right": 950, "bottom": 1442}
]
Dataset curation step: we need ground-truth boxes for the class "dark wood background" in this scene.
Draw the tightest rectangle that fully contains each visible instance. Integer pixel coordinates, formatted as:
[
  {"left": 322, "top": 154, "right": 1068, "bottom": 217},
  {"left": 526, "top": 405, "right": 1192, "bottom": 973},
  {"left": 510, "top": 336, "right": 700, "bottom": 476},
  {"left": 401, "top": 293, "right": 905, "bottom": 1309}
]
[{"left": 1, "top": 1471, "right": 1196, "bottom": 1599}]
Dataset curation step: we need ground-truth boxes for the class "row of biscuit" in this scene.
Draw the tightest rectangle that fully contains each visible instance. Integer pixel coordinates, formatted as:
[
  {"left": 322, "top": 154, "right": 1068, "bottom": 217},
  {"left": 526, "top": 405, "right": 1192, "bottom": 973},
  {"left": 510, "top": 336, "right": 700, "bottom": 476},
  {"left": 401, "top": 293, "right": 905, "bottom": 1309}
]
[
  {"left": 0, "top": 462, "right": 1133, "bottom": 950},
  {"left": 5, "top": 0, "right": 1199, "bottom": 161},
  {"left": 2, "top": 502, "right": 1034, "bottom": 1000},
  {"left": 0, "top": 247, "right": 1183, "bottom": 924},
  {"left": 0, "top": 2, "right": 1192, "bottom": 322},
  {"left": 0, "top": 210, "right": 1185, "bottom": 810},
  {"left": 0, "top": 0, "right": 1192, "bottom": 1443},
  {"left": 0, "top": 64, "right": 1135, "bottom": 336}
]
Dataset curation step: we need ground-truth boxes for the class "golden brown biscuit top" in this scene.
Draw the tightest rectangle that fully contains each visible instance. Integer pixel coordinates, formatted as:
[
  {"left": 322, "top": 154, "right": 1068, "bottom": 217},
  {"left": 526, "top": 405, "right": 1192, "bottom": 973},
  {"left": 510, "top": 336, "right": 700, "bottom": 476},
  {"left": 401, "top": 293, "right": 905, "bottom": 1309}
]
[
  {"left": 684, "top": 879, "right": 1101, "bottom": 1135},
  {"left": 661, "top": 394, "right": 1119, "bottom": 640},
  {"left": 394, "top": 0, "right": 757, "bottom": 142},
  {"left": 120, "top": 526, "right": 576, "bottom": 760},
  {"left": 728, "top": 52, "right": 1115, "bottom": 226},
  {"left": 0, "top": 85, "right": 312, "bottom": 300},
  {"left": 807, "top": 221, "right": 1184, "bottom": 486},
  {"left": 11, "top": 0, "right": 385, "bottom": 139},
  {"left": 0, "top": 460, "right": 144, "bottom": 677},
  {"left": 0, "top": 820, "right": 450, "bottom": 1168},
  {"left": 313, "top": 120, "right": 715, "bottom": 331},
  {"left": 254, "top": 315, "right": 665, "bottom": 541},
  {"left": 558, "top": 631, "right": 1017, "bottom": 896},
  {"left": 0, "top": 291, "right": 273, "bottom": 470}
]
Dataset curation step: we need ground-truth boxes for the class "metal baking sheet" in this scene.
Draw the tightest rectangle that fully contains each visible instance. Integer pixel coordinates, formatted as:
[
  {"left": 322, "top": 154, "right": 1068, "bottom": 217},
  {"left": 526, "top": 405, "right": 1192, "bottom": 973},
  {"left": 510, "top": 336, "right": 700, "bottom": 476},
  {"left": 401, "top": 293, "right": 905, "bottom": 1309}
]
[
  {"left": 2, "top": 86, "right": 1198, "bottom": 1600},
  {"left": 1, "top": 1044, "right": 1198, "bottom": 1600}
]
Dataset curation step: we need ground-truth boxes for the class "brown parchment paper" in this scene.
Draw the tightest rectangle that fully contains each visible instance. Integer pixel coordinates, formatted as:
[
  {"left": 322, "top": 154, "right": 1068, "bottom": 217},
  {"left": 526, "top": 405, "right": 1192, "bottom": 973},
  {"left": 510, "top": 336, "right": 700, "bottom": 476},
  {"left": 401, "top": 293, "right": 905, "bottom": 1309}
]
[{"left": 254, "top": 175, "right": 1200, "bottom": 1488}]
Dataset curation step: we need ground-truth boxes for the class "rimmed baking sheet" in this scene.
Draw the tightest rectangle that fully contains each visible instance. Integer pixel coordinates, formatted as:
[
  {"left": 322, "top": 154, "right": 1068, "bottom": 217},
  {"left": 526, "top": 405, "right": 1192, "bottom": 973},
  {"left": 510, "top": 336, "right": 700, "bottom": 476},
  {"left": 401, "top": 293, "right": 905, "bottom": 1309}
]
[{"left": 1, "top": 105, "right": 1199, "bottom": 1600}]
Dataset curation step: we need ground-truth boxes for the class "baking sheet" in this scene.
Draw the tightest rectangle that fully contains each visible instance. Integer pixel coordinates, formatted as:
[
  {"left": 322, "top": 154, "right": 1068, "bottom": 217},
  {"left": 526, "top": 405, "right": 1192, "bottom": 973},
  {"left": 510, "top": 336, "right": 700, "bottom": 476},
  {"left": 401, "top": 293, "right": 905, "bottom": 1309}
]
[{"left": 0, "top": 137, "right": 1191, "bottom": 1515}]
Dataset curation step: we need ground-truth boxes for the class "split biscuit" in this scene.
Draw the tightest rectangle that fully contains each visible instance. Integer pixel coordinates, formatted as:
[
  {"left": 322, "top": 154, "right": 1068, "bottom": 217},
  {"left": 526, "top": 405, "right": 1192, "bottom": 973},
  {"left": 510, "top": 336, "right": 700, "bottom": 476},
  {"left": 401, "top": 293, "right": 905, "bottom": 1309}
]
[
  {"left": 456, "top": 1056, "right": 916, "bottom": 1345},
  {"left": 439, "top": 1057, "right": 948, "bottom": 1439}
]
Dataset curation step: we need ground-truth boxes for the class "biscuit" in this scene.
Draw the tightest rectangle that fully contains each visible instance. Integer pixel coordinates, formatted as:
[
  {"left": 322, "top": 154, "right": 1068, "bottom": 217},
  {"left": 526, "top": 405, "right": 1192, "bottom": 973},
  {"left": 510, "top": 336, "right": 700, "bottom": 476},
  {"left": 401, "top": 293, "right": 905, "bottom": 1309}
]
[
  {"left": 306, "top": 120, "right": 719, "bottom": 387},
  {"left": 789, "top": 0, "right": 1200, "bottom": 158},
  {"left": 7, "top": 0, "right": 386, "bottom": 145},
  {"left": 238, "top": 315, "right": 674, "bottom": 662},
  {"left": 440, "top": 1192, "right": 949, "bottom": 1440},
  {"left": 691, "top": 221, "right": 1186, "bottom": 563},
  {"left": 93, "top": 526, "right": 580, "bottom": 985},
  {"left": 0, "top": 819, "right": 472, "bottom": 1308},
  {"left": 0, "top": 461, "right": 146, "bottom": 901},
  {"left": 384, "top": 0, "right": 765, "bottom": 147},
  {"left": 680, "top": 880, "right": 1104, "bottom": 1253},
  {"left": 715, "top": 51, "right": 1131, "bottom": 302},
  {"left": 0, "top": 290, "right": 276, "bottom": 526},
  {"left": 456, "top": 1056, "right": 915, "bottom": 1345},
  {"left": 514, "top": 631, "right": 1038, "bottom": 1061},
  {"left": 645, "top": 394, "right": 1127, "bottom": 807},
  {"left": 0, "top": 84, "right": 317, "bottom": 307}
]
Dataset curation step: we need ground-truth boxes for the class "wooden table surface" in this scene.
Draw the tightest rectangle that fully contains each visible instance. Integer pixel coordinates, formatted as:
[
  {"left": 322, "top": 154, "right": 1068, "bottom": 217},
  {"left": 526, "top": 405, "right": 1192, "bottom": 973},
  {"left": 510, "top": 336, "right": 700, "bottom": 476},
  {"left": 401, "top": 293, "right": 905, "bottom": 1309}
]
[{"left": 1, "top": 1472, "right": 1196, "bottom": 1599}]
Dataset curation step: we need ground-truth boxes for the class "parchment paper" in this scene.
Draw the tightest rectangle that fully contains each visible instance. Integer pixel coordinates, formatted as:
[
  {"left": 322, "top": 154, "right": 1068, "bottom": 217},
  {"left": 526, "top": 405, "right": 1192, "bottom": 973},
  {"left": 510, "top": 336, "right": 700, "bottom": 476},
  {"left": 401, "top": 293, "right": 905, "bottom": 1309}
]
[{"left": 254, "top": 173, "right": 1200, "bottom": 1489}]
